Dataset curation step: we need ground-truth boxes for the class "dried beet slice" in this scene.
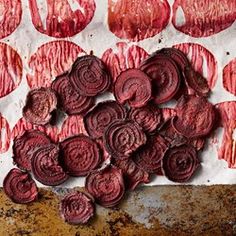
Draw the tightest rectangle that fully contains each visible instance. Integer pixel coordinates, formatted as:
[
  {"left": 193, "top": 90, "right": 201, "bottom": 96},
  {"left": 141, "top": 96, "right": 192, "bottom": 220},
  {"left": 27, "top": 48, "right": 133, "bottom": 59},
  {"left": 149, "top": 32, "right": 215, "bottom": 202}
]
[
  {"left": 69, "top": 55, "right": 111, "bottom": 96},
  {"left": 133, "top": 134, "right": 169, "bottom": 174},
  {"left": 23, "top": 88, "right": 57, "bottom": 125},
  {"left": 128, "top": 103, "right": 162, "bottom": 133},
  {"left": 162, "top": 145, "right": 200, "bottom": 183},
  {"left": 13, "top": 130, "right": 52, "bottom": 171},
  {"left": 104, "top": 119, "right": 146, "bottom": 159},
  {"left": 3, "top": 168, "right": 38, "bottom": 204},
  {"left": 85, "top": 166, "right": 125, "bottom": 207},
  {"left": 31, "top": 144, "right": 68, "bottom": 186},
  {"left": 60, "top": 191, "right": 95, "bottom": 224},
  {"left": 140, "top": 54, "right": 180, "bottom": 104},
  {"left": 84, "top": 101, "right": 126, "bottom": 139},
  {"left": 60, "top": 135, "right": 101, "bottom": 177},
  {"left": 160, "top": 108, "right": 177, "bottom": 122},
  {"left": 51, "top": 73, "right": 94, "bottom": 115},
  {"left": 114, "top": 69, "right": 152, "bottom": 108},
  {"left": 173, "top": 95, "right": 215, "bottom": 138}
]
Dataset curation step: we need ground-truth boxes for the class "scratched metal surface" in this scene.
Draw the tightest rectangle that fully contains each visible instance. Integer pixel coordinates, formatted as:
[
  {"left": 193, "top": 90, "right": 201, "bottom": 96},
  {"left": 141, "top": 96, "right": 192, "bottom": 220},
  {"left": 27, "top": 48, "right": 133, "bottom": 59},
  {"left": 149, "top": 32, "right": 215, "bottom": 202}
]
[{"left": 0, "top": 186, "right": 235, "bottom": 236}]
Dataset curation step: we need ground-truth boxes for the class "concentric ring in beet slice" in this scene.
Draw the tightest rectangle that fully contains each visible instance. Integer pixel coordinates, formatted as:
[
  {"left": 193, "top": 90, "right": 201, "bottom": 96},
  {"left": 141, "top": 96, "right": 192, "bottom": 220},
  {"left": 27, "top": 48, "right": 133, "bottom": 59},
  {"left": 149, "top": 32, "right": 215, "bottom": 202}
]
[
  {"left": 31, "top": 144, "right": 68, "bottom": 186},
  {"left": 60, "top": 191, "right": 95, "bottom": 224},
  {"left": 114, "top": 68, "right": 152, "bottom": 108},
  {"left": 85, "top": 166, "right": 125, "bottom": 208},
  {"left": 51, "top": 73, "right": 94, "bottom": 115},
  {"left": 172, "top": 95, "right": 215, "bottom": 138},
  {"left": 23, "top": 87, "right": 57, "bottom": 125},
  {"left": 140, "top": 54, "right": 180, "bottom": 104},
  {"left": 3, "top": 168, "right": 38, "bottom": 204},
  {"left": 162, "top": 145, "right": 200, "bottom": 183},
  {"left": 13, "top": 130, "right": 52, "bottom": 171},
  {"left": 104, "top": 119, "right": 147, "bottom": 159},
  {"left": 84, "top": 101, "right": 126, "bottom": 139},
  {"left": 69, "top": 55, "right": 111, "bottom": 96},
  {"left": 128, "top": 103, "right": 162, "bottom": 133},
  {"left": 60, "top": 135, "right": 101, "bottom": 177}
]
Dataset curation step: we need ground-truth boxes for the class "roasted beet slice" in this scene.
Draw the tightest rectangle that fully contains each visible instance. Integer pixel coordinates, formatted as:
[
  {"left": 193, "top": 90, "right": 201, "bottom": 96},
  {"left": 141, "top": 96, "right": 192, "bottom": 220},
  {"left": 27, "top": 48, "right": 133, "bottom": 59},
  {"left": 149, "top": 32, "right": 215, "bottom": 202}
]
[
  {"left": 69, "top": 55, "right": 111, "bottom": 96},
  {"left": 51, "top": 73, "right": 94, "bottom": 115},
  {"left": 60, "top": 135, "right": 101, "bottom": 177},
  {"left": 31, "top": 144, "right": 68, "bottom": 186},
  {"left": 128, "top": 103, "right": 162, "bottom": 133},
  {"left": 85, "top": 166, "right": 125, "bottom": 208},
  {"left": 84, "top": 101, "right": 126, "bottom": 138},
  {"left": 23, "top": 88, "right": 57, "bottom": 125},
  {"left": 162, "top": 145, "right": 200, "bottom": 183},
  {"left": 140, "top": 54, "right": 180, "bottom": 104},
  {"left": 13, "top": 130, "right": 52, "bottom": 171},
  {"left": 173, "top": 95, "right": 215, "bottom": 138},
  {"left": 60, "top": 191, "right": 95, "bottom": 224},
  {"left": 104, "top": 120, "right": 146, "bottom": 159},
  {"left": 114, "top": 68, "right": 152, "bottom": 108},
  {"left": 133, "top": 134, "right": 169, "bottom": 174},
  {"left": 3, "top": 168, "right": 38, "bottom": 204}
]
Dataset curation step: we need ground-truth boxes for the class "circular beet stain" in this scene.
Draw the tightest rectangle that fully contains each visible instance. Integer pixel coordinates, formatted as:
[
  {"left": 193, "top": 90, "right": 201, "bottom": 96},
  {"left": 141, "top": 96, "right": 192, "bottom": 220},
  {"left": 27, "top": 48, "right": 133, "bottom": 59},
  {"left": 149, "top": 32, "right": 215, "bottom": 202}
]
[
  {"left": 26, "top": 40, "right": 85, "bottom": 89},
  {"left": 223, "top": 58, "right": 236, "bottom": 96},
  {"left": 0, "top": 114, "right": 11, "bottom": 154},
  {"left": 29, "top": 0, "right": 96, "bottom": 38}
]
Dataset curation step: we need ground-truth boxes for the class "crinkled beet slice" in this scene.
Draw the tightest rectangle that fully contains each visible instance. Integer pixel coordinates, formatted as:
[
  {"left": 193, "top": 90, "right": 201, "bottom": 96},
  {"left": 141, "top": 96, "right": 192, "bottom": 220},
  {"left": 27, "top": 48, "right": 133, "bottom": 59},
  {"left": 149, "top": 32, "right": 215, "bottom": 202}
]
[
  {"left": 133, "top": 134, "right": 169, "bottom": 174},
  {"left": 31, "top": 144, "right": 68, "bottom": 186},
  {"left": 84, "top": 101, "right": 126, "bottom": 139},
  {"left": 162, "top": 145, "right": 200, "bottom": 183},
  {"left": 140, "top": 54, "right": 180, "bottom": 104},
  {"left": 85, "top": 166, "right": 125, "bottom": 208},
  {"left": 114, "top": 68, "right": 152, "bottom": 108},
  {"left": 69, "top": 55, "right": 111, "bottom": 96},
  {"left": 104, "top": 119, "right": 147, "bottom": 159},
  {"left": 23, "top": 88, "right": 57, "bottom": 125},
  {"left": 60, "top": 191, "right": 95, "bottom": 224},
  {"left": 51, "top": 73, "right": 94, "bottom": 115},
  {"left": 173, "top": 95, "right": 215, "bottom": 138},
  {"left": 128, "top": 103, "right": 162, "bottom": 133},
  {"left": 60, "top": 135, "right": 101, "bottom": 177},
  {"left": 3, "top": 168, "right": 38, "bottom": 204},
  {"left": 13, "top": 130, "right": 52, "bottom": 171}
]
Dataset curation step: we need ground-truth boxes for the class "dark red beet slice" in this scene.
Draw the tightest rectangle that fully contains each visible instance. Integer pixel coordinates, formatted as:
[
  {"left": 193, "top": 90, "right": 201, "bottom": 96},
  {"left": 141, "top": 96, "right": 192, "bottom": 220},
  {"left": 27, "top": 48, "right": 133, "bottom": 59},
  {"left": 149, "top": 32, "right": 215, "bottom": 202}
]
[
  {"left": 23, "top": 88, "right": 57, "bottom": 125},
  {"left": 162, "top": 145, "right": 200, "bottom": 183},
  {"left": 60, "top": 135, "right": 101, "bottom": 177},
  {"left": 114, "top": 68, "right": 152, "bottom": 108},
  {"left": 0, "top": 114, "right": 11, "bottom": 154},
  {"left": 128, "top": 103, "right": 162, "bottom": 133},
  {"left": 51, "top": 72, "right": 94, "bottom": 115},
  {"left": 104, "top": 119, "right": 146, "bottom": 159},
  {"left": 3, "top": 168, "right": 38, "bottom": 204},
  {"left": 60, "top": 191, "right": 95, "bottom": 224},
  {"left": 13, "top": 130, "right": 51, "bottom": 171},
  {"left": 113, "top": 158, "right": 149, "bottom": 190},
  {"left": 85, "top": 166, "right": 125, "bottom": 207},
  {"left": 84, "top": 101, "right": 126, "bottom": 139},
  {"left": 223, "top": 58, "right": 236, "bottom": 96},
  {"left": 140, "top": 54, "right": 180, "bottom": 104},
  {"left": 69, "top": 55, "right": 111, "bottom": 96},
  {"left": 31, "top": 144, "right": 68, "bottom": 186},
  {"left": 173, "top": 95, "right": 215, "bottom": 138},
  {"left": 133, "top": 134, "right": 169, "bottom": 174}
]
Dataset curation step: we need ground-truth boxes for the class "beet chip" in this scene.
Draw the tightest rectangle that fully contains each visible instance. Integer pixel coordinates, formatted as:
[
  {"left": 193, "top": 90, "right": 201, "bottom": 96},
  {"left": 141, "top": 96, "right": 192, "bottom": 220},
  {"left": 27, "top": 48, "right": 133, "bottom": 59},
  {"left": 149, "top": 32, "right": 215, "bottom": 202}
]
[
  {"left": 69, "top": 55, "right": 111, "bottom": 96},
  {"left": 60, "top": 191, "right": 95, "bottom": 224},
  {"left": 31, "top": 144, "right": 68, "bottom": 186},
  {"left": 51, "top": 73, "right": 94, "bottom": 115},
  {"left": 85, "top": 166, "right": 125, "bottom": 207},
  {"left": 23, "top": 88, "right": 57, "bottom": 125},
  {"left": 162, "top": 145, "right": 200, "bottom": 183},
  {"left": 60, "top": 135, "right": 101, "bottom": 177},
  {"left": 104, "top": 120, "right": 146, "bottom": 159},
  {"left": 114, "top": 68, "right": 152, "bottom": 108},
  {"left": 3, "top": 168, "right": 38, "bottom": 204},
  {"left": 84, "top": 101, "right": 126, "bottom": 139}
]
